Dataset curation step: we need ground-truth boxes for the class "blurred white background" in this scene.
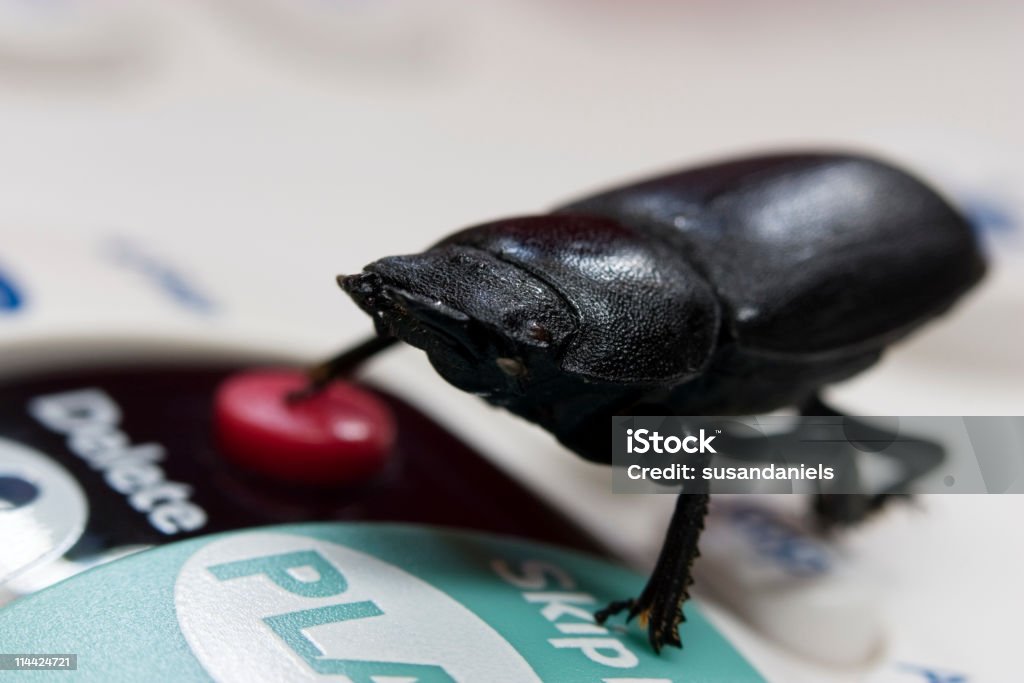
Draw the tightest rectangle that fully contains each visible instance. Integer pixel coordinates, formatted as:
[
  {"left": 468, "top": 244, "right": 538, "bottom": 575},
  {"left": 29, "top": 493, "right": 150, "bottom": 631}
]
[{"left": 0, "top": 1, "right": 1021, "bottom": 681}]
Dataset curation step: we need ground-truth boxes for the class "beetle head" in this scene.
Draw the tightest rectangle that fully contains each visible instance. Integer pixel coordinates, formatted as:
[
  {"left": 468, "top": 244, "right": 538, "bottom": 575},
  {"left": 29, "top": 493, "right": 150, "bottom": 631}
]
[{"left": 340, "top": 245, "right": 578, "bottom": 402}]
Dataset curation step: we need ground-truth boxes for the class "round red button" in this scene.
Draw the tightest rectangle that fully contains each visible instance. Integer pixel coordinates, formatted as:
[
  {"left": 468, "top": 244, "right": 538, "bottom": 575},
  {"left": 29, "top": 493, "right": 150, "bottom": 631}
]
[{"left": 213, "top": 370, "right": 395, "bottom": 486}]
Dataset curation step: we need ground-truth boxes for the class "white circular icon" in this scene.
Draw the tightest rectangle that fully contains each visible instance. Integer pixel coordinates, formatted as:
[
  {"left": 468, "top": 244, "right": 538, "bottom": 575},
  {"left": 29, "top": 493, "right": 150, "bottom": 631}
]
[
  {"left": 0, "top": 437, "right": 88, "bottom": 585},
  {"left": 175, "top": 532, "right": 541, "bottom": 683}
]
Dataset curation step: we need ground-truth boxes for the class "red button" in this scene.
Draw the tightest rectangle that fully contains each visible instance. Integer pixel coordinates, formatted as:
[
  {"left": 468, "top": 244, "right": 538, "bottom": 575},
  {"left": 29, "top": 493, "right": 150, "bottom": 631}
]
[{"left": 214, "top": 370, "right": 395, "bottom": 486}]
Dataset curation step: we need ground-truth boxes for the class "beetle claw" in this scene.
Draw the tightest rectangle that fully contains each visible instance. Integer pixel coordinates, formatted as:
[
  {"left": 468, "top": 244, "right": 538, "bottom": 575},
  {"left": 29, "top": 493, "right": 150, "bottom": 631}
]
[
  {"left": 593, "top": 598, "right": 635, "bottom": 625},
  {"left": 594, "top": 593, "right": 684, "bottom": 654}
]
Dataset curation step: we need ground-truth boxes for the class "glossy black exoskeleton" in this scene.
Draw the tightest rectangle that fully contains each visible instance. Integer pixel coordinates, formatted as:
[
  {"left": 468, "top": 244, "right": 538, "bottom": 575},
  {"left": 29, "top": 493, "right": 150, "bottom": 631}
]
[{"left": 329, "top": 153, "right": 986, "bottom": 652}]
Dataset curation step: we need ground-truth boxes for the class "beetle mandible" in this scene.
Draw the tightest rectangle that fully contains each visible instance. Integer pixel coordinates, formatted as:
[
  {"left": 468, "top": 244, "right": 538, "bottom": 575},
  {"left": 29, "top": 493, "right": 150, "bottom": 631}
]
[{"left": 310, "top": 153, "right": 986, "bottom": 652}]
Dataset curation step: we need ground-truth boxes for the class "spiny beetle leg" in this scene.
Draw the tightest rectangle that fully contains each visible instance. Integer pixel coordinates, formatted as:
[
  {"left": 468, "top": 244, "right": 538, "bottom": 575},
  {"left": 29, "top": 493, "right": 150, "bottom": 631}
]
[{"left": 594, "top": 493, "right": 708, "bottom": 653}]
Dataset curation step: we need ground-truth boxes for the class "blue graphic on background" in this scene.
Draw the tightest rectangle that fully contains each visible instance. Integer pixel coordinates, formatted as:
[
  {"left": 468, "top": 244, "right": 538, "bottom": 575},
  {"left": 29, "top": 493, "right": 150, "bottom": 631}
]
[
  {"left": 104, "top": 238, "right": 218, "bottom": 315},
  {"left": 964, "top": 200, "right": 1014, "bottom": 234},
  {"left": 897, "top": 663, "right": 968, "bottom": 682},
  {"left": 0, "top": 267, "right": 24, "bottom": 313},
  {"left": 957, "top": 195, "right": 1020, "bottom": 258},
  {"left": 0, "top": 476, "right": 39, "bottom": 511},
  {"left": 727, "top": 505, "right": 830, "bottom": 577}
]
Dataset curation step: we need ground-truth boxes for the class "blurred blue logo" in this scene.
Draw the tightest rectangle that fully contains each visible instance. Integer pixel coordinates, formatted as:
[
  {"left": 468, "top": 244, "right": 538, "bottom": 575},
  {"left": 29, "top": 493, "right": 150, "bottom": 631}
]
[
  {"left": 962, "top": 197, "right": 1016, "bottom": 237},
  {"left": 0, "top": 267, "right": 24, "bottom": 313},
  {"left": 0, "top": 476, "right": 39, "bottom": 511},
  {"left": 104, "top": 238, "right": 218, "bottom": 315},
  {"left": 727, "top": 504, "right": 830, "bottom": 576}
]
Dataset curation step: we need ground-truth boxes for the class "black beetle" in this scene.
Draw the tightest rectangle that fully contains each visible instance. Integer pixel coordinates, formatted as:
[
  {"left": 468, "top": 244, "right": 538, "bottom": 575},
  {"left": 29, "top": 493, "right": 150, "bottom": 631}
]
[{"left": 315, "top": 153, "right": 986, "bottom": 652}]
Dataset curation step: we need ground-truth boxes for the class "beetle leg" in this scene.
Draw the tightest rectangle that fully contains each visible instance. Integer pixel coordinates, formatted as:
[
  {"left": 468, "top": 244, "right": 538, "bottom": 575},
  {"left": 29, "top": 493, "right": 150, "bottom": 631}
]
[
  {"left": 595, "top": 492, "right": 709, "bottom": 653},
  {"left": 288, "top": 335, "right": 397, "bottom": 402},
  {"left": 801, "top": 395, "right": 943, "bottom": 528},
  {"left": 813, "top": 492, "right": 911, "bottom": 529}
]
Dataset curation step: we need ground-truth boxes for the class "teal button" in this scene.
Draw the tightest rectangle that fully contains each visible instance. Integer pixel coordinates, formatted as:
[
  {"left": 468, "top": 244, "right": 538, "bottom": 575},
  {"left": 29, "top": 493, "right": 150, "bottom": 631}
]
[{"left": 0, "top": 523, "right": 765, "bottom": 682}]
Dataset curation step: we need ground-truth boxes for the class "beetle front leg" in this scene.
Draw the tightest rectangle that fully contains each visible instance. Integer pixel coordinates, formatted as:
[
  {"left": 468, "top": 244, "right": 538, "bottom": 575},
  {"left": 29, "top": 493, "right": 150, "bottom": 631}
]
[
  {"left": 594, "top": 491, "right": 709, "bottom": 653},
  {"left": 289, "top": 335, "right": 397, "bottom": 402}
]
